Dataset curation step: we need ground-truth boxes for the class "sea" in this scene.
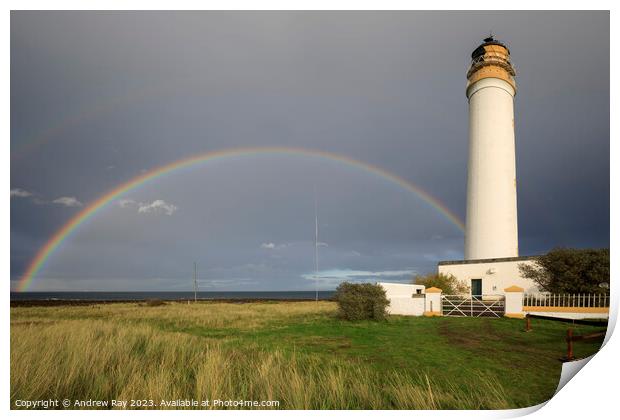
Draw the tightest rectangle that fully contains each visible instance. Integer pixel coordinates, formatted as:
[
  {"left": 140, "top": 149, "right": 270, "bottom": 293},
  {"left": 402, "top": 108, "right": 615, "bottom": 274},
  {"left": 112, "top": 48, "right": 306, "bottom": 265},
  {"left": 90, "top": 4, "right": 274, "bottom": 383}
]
[{"left": 10, "top": 290, "right": 336, "bottom": 301}]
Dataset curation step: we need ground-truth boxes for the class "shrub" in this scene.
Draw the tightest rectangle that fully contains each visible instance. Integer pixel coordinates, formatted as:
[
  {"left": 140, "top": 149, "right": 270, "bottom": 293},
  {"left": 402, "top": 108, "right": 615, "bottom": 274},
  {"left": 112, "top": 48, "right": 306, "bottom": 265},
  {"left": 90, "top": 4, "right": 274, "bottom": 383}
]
[
  {"left": 333, "top": 282, "right": 389, "bottom": 321},
  {"left": 519, "top": 247, "right": 610, "bottom": 293},
  {"left": 413, "top": 272, "right": 469, "bottom": 295}
]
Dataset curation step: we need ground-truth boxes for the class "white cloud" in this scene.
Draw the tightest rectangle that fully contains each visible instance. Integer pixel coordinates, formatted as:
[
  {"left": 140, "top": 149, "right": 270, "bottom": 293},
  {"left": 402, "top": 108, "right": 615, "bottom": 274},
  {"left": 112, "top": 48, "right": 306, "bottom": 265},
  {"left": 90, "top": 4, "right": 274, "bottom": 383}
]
[
  {"left": 344, "top": 250, "right": 362, "bottom": 257},
  {"left": 117, "top": 198, "right": 178, "bottom": 216},
  {"left": 302, "top": 268, "right": 417, "bottom": 287},
  {"left": 195, "top": 278, "right": 259, "bottom": 289},
  {"left": 137, "top": 199, "right": 178, "bottom": 216},
  {"left": 118, "top": 199, "right": 136, "bottom": 208},
  {"left": 52, "top": 196, "right": 83, "bottom": 207},
  {"left": 260, "top": 242, "right": 289, "bottom": 250},
  {"left": 10, "top": 188, "right": 33, "bottom": 198},
  {"left": 10, "top": 189, "right": 82, "bottom": 207}
]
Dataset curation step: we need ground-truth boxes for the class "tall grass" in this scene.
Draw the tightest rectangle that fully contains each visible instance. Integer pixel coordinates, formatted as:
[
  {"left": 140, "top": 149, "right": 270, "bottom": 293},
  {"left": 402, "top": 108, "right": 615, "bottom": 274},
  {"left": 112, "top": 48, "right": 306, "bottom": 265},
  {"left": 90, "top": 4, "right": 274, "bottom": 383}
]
[
  {"left": 11, "top": 301, "right": 336, "bottom": 330},
  {"left": 11, "top": 303, "right": 512, "bottom": 409}
]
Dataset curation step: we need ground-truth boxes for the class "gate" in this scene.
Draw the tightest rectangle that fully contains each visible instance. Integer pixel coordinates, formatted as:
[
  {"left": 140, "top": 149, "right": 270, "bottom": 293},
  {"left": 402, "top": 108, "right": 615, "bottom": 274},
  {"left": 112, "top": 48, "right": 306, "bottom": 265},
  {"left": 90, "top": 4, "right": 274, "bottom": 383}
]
[{"left": 441, "top": 295, "right": 505, "bottom": 317}]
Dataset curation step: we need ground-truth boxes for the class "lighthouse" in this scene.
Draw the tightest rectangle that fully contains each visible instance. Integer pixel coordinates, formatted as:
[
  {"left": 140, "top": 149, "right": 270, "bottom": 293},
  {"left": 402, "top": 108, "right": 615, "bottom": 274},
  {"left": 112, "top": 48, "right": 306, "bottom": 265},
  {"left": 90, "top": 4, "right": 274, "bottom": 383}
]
[
  {"left": 437, "top": 36, "right": 537, "bottom": 297},
  {"left": 464, "top": 36, "right": 519, "bottom": 260}
]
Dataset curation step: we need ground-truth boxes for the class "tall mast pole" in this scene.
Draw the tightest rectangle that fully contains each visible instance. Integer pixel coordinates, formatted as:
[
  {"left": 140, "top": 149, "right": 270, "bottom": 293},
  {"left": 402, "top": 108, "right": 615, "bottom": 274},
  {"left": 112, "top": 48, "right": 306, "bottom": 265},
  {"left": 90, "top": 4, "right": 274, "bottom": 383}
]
[
  {"left": 314, "top": 186, "right": 319, "bottom": 302},
  {"left": 193, "top": 262, "right": 197, "bottom": 303}
]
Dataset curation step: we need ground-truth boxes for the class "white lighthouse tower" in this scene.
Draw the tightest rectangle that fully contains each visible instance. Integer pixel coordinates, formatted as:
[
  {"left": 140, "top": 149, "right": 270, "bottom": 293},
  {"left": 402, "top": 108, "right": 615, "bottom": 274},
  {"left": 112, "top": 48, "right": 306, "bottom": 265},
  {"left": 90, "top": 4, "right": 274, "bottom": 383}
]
[
  {"left": 464, "top": 36, "right": 519, "bottom": 260},
  {"left": 438, "top": 37, "right": 539, "bottom": 297}
]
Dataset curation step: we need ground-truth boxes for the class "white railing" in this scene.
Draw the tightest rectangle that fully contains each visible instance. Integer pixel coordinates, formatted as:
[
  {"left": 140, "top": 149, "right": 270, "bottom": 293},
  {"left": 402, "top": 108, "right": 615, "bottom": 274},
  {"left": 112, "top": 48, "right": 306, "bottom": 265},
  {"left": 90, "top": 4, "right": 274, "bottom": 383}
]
[{"left": 523, "top": 293, "right": 609, "bottom": 308}]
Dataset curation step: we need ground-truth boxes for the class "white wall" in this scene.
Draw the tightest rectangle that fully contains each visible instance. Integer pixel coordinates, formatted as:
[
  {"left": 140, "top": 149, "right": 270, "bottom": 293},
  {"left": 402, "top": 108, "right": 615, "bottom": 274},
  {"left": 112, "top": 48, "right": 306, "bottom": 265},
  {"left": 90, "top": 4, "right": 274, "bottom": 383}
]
[
  {"left": 438, "top": 258, "right": 539, "bottom": 295},
  {"left": 526, "top": 311, "right": 609, "bottom": 320},
  {"left": 378, "top": 282, "right": 425, "bottom": 316},
  {"left": 386, "top": 297, "right": 426, "bottom": 316},
  {"left": 465, "top": 77, "right": 519, "bottom": 260}
]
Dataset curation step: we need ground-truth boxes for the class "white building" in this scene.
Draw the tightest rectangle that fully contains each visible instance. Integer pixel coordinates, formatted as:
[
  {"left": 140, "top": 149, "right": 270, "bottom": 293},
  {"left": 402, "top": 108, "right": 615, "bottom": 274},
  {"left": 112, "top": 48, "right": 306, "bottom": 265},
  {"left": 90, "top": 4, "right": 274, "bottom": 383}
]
[
  {"left": 438, "top": 256, "right": 538, "bottom": 296},
  {"left": 377, "top": 282, "right": 425, "bottom": 316},
  {"left": 439, "top": 36, "right": 539, "bottom": 295}
]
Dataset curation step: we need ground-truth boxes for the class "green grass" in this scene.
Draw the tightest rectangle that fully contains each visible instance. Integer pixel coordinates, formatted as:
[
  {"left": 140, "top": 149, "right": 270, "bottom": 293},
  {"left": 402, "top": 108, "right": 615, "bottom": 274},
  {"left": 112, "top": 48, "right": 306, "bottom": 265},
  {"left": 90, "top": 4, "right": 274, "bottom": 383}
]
[{"left": 10, "top": 301, "right": 605, "bottom": 409}]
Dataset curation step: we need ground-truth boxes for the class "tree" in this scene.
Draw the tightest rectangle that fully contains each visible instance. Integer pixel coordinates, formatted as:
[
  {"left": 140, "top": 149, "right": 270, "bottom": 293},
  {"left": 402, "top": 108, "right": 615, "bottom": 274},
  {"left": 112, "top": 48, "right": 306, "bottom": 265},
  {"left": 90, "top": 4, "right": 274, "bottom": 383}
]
[
  {"left": 518, "top": 248, "right": 609, "bottom": 294},
  {"left": 333, "top": 282, "right": 390, "bottom": 321},
  {"left": 412, "top": 272, "right": 469, "bottom": 295}
]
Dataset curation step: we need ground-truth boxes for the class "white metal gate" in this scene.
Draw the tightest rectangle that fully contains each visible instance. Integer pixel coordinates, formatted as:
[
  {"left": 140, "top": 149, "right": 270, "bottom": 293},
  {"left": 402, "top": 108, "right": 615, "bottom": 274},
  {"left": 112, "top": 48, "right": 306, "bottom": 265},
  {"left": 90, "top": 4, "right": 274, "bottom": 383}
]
[{"left": 442, "top": 295, "right": 505, "bottom": 317}]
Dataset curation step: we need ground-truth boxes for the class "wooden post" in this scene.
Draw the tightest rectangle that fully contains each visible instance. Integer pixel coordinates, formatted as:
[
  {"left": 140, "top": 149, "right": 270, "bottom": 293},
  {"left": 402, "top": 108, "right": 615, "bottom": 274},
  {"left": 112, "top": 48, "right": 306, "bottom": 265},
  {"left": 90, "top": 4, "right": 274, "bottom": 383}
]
[
  {"left": 565, "top": 328, "right": 574, "bottom": 361},
  {"left": 525, "top": 314, "right": 532, "bottom": 332}
]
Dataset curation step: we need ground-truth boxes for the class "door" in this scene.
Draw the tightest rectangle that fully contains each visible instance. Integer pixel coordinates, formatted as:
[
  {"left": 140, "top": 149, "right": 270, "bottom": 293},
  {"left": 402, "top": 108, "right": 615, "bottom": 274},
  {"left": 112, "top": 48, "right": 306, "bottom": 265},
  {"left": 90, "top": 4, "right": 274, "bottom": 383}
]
[{"left": 471, "top": 279, "right": 482, "bottom": 298}]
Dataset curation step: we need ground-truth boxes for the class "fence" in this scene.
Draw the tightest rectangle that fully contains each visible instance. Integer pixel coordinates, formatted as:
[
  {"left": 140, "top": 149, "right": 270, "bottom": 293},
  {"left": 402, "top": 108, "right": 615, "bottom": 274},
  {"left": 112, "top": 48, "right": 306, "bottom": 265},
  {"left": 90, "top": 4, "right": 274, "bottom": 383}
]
[
  {"left": 381, "top": 283, "right": 610, "bottom": 319},
  {"left": 523, "top": 293, "right": 609, "bottom": 309},
  {"left": 442, "top": 295, "right": 505, "bottom": 318}
]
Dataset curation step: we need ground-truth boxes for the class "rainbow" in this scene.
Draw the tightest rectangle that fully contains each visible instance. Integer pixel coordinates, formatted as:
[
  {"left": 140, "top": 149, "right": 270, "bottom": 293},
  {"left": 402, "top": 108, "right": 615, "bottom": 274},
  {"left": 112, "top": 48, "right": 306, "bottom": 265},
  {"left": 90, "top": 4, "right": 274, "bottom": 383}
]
[{"left": 17, "top": 146, "right": 464, "bottom": 292}]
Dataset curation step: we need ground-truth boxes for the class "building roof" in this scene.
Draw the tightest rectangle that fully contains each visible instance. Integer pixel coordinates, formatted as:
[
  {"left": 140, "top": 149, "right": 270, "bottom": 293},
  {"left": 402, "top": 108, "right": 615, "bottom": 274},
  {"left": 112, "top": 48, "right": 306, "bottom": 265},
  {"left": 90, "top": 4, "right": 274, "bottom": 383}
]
[{"left": 438, "top": 255, "right": 540, "bottom": 266}]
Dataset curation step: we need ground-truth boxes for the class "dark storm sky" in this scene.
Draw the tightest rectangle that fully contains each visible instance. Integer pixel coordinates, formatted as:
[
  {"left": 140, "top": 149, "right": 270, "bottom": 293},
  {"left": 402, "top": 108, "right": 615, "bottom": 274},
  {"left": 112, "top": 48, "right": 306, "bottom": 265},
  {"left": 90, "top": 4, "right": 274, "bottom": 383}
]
[{"left": 10, "top": 11, "right": 609, "bottom": 291}]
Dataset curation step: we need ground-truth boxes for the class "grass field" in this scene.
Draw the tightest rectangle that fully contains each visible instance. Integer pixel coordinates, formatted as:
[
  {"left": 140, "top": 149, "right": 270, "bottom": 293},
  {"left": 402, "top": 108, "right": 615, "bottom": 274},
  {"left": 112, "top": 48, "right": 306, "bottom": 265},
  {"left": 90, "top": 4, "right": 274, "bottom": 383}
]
[{"left": 10, "top": 301, "right": 605, "bottom": 409}]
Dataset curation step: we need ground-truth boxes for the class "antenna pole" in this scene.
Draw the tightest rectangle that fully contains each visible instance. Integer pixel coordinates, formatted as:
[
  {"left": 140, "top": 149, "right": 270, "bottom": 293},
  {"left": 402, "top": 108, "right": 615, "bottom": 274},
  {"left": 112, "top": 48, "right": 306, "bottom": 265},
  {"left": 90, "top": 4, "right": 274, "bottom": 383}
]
[
  {"left": 193, "top": 262, "right": 197, "bottom": 303},
  {"left": 314, "top": 186, "right": 319, "bottom": 302}
]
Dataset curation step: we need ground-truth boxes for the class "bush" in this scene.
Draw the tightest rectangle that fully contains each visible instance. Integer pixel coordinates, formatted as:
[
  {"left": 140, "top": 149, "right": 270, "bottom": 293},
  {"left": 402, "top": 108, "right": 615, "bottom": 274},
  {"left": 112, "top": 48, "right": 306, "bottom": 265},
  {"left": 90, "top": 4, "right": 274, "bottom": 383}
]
[
  {"left": 412, "top": 272, "right": 469, "bottom": 295},
  {"left": 333, "top": 282, "right": 389, "bottom": 321},
  {"left": 519, "top": 247, "right": 609, "bottom": 293}
]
